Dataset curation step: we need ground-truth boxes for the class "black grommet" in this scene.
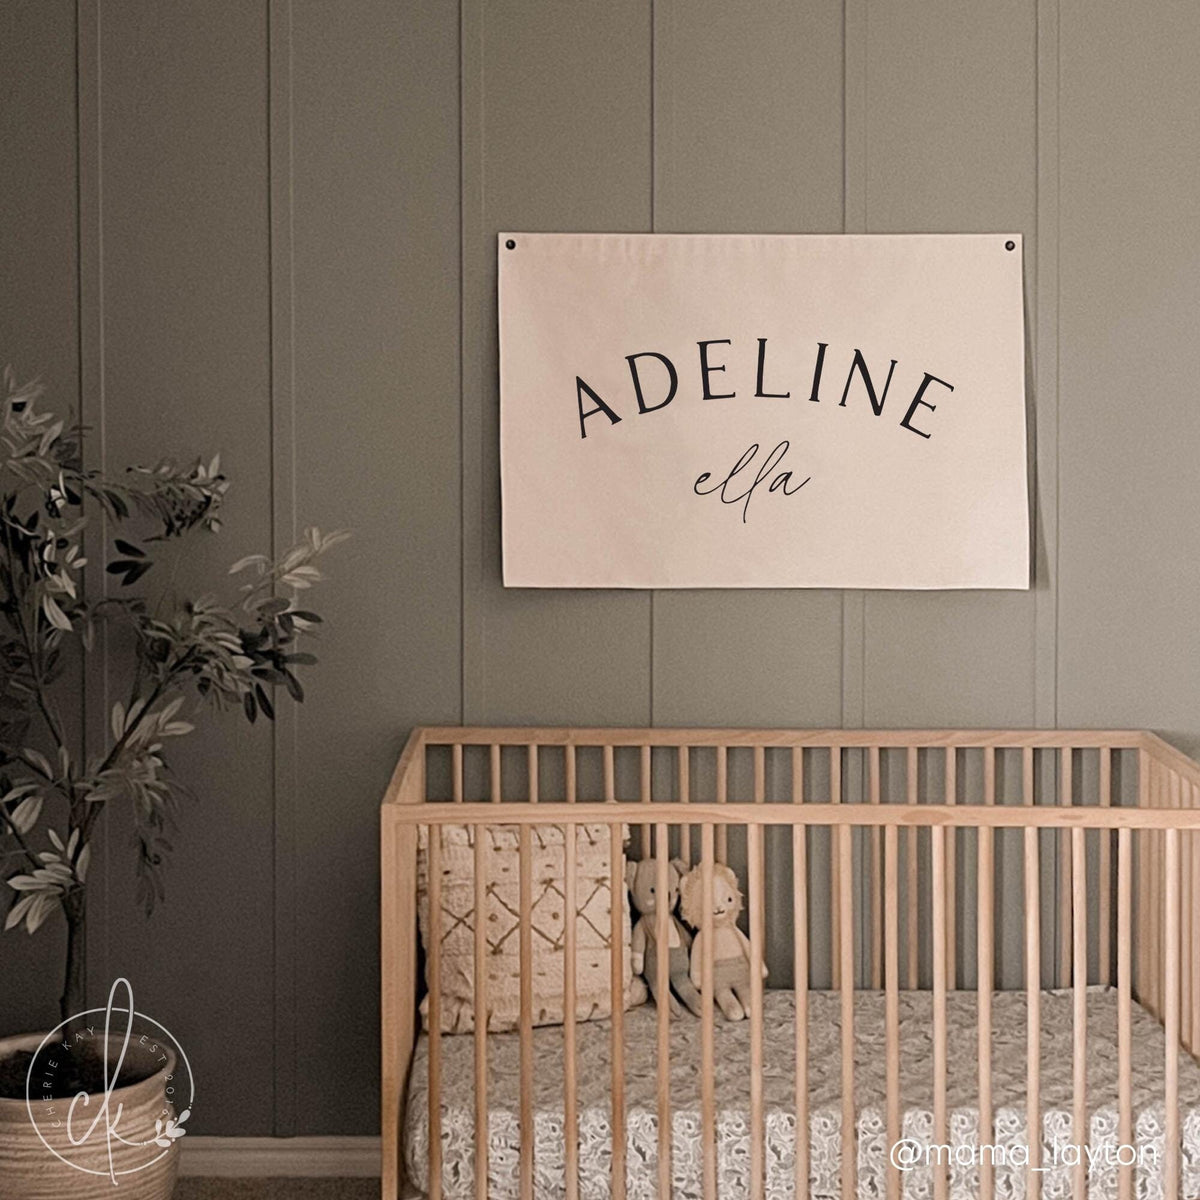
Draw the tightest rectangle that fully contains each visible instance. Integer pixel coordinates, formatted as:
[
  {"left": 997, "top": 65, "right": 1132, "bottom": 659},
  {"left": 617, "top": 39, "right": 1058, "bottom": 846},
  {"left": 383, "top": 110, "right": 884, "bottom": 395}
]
[
  {"left": 1005, "top": 240, "right": 1016, "bottom": 251},
  {"left": 505, "top": 239, "right": 516, "bottom": 250}
]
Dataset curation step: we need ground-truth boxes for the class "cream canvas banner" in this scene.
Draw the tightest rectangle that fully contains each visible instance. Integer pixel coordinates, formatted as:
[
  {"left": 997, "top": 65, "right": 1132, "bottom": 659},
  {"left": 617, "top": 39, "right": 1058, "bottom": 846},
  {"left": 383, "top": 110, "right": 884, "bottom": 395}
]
[{"left": 499, "top": 233, "right": 1029, "bottom": 589}]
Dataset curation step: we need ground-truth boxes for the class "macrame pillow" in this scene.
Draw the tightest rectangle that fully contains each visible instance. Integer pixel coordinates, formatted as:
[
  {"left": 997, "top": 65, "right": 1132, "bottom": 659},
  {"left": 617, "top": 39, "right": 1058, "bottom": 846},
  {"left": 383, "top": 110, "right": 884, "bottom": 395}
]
[{"left": 416, "top": 823, "right": 635, "bottom": 1034}]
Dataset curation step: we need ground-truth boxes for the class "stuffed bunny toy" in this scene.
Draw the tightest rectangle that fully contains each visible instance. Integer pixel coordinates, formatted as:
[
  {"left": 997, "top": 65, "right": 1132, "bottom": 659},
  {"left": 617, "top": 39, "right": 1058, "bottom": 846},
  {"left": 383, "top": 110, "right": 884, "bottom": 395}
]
[
  {"left": 678, "top": 861, "right": 767, "bottom": 1020},
  {"left": 625, "top": 857, "right": 703, "bottom": 1017}
]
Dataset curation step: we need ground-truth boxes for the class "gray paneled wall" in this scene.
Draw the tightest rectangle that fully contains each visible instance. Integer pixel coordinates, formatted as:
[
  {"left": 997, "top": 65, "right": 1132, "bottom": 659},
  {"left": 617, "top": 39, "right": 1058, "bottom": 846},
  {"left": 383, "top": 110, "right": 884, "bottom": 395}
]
[{"left": 1, "top": 0, "right": 1197, "bottom": 1139}]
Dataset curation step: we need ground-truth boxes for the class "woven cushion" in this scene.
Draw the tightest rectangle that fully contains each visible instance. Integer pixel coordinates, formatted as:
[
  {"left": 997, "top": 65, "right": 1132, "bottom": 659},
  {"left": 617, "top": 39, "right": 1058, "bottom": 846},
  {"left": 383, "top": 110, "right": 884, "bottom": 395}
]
[{"left": 416, "top": 823, "right": 635, "bottom": 1034}]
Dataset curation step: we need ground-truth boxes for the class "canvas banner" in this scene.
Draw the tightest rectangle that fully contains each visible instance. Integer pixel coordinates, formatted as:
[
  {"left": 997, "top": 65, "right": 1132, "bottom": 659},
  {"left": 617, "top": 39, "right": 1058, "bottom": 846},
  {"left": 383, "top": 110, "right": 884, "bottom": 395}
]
[{"left": 499, "top": 233, "right": 1029, "bottom": 589}]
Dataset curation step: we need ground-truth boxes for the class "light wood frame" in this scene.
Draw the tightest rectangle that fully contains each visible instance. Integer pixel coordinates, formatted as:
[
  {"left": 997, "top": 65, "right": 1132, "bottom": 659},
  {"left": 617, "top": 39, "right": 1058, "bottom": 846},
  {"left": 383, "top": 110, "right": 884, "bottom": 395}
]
[{"left": 382, "top": 727, "right": 1200, "bottom": 1199}]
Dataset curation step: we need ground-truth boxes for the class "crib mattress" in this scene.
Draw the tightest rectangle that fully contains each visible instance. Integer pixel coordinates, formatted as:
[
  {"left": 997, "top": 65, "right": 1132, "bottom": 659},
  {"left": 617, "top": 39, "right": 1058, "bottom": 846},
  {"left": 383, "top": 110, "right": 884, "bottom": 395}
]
[{"left": 404, "top": 989, "right": 1200, "bottom": 1199}]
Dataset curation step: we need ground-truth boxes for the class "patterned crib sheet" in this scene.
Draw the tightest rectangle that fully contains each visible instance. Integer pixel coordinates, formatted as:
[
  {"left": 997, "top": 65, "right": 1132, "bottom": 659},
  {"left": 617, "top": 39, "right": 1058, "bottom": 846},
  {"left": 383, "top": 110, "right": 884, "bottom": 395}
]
[{"left": 404, "top": 988, "right": 1200, "bottom": 1199}]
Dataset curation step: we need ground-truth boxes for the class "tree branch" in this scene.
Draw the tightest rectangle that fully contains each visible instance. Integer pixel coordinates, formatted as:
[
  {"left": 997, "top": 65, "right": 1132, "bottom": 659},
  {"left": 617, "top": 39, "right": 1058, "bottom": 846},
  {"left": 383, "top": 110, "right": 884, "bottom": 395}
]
[{"left": 0, "top": 803, "right": 44, "bottom": 874}]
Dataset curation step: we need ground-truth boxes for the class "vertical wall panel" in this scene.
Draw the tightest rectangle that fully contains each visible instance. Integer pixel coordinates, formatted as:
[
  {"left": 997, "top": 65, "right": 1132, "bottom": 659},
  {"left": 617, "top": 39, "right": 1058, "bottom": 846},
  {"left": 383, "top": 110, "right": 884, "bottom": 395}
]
[
  {"left": 0, "top": 0, "right": 79, "bottom": 1034},
  {"left": 290, "top": 0, "right": 462, "bottom": 1133},
  {"left": 461, "top": 1, "right": 654, "bottom": 726},
  {"left": 96, "top": 0, "right": 274, "bottom": 1134},
  {"left": 1058, "top": 0, "right": 1200, "bottom": 756},
  {"left": 651, "top": 0, "right": 845, "bottom": 729},
  {"left": 861, "top": 0, "right": 1039, "bottom": 729}
]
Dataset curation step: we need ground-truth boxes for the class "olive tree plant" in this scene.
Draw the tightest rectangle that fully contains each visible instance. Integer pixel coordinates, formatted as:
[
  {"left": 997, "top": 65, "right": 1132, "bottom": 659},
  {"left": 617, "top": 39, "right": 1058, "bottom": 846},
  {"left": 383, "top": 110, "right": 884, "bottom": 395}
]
[{"left": 0, "top": 368, "right": 344, "bottom": 1022}]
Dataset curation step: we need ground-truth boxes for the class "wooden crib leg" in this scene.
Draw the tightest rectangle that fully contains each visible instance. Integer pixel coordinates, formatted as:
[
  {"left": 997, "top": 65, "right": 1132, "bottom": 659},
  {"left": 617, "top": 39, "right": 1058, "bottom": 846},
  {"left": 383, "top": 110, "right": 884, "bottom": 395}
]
[{"left": 380, "top": 807, "right": 417, "bottom": 1200}]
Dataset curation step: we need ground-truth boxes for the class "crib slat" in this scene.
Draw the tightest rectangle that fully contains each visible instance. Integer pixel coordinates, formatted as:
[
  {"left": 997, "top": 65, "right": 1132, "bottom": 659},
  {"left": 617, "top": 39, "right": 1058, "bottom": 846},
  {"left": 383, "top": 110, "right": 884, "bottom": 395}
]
[
  {"left": 978, "top": 800, "right": 995, "bottom": 1200},
  {"left": 428, "top": 826, "right": 443, "bottom": 1198},
  {"left": 716, "top": 746, "right": 729, "bottom": 865},
  {"left": 678, "top": 745, "right": 691, "bottom": 867},
  {"left": 1059, "top": 748, "right": 1073, "bottom": 990},
  {"left": 1137, "top": 752, "right": 1149, "bottom": 1014},
  {"left": 519, "top": 824, "right": 534, "bottom": 1200},
  {"left": 1099, "top": 746, "right": 1112, "bottom": 985},
  {"left": 794, "top": 817, "right": 810, "bottom": 1200},
  {"left": 1117, "top": 828, "right": 1133, "bottom": 1200},
  {"left": 640, "top": 743, "right": 652, "bottom": 853},
  {"left": 1025, "top": 817, "right": 1042, "bottom": 1199},
  {"left": 749, "top": 821, "right": 766, "bottom": 1200},
  {"left": 870, "top": 746, "right": 883, "bottom": 990},
  {"left": 1179, "top": 775, "right": 1191, "bottom": 1057},
  {"left": 885, "top": 823, "right": 901, "bottom": 1200},
  {"left": 945, "top": 747, "right": 957, "bottom": 991},
  {"left": 1192, "top": 783, "right": 1200, "bottom": 1058},
  {"left": 907, "top": 746, "right": 919, "bottom": 990},
  {"left": 1149, "top": 760, "right": 1162, "bottom": 1019},
  {"left": 564, "top": 745, "right": 579, "bottom": 1200},
  {"left": 931, "top": 824, "right": 948, "bottom": 1200},
  {"left": 610, "top": 820, "right": 626, "bottom": 1200},
  {"left": 838, "top": 823, "right": 855, "bottom": 1200},
  {"left": 1165, "top": 825, "right": 1181, "bottom": 1200},
  {"left": 491, "top": 743, "right": 502, "bottom": 804},
  {"left": 700, "top": 823, "right": 717, "bottom": 1200},
  {"left": 832, "top": 747, "right": 843, "bottom": 991},
  {"left": 604, "top": 744, "right": 615, "bottom": 804},
  {"left": 453, "top": 743, "right": 464, "bottom": 804},
  {"left": 473, "top": 822, "right": 489, "bottom": 1200},
  {"left": 1071, "top": 827, "right": 1086, "bottom": 1200},
  {"left": 655, "top": 820, "right": 672, "bottom": 1200}
]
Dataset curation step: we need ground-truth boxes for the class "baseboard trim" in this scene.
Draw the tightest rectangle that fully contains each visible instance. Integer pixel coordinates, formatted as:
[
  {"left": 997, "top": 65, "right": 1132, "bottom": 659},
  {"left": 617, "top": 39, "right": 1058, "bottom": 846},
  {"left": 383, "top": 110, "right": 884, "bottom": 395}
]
[{"left": 180, "top": 1136, "right": 382, "bottom": 1178}]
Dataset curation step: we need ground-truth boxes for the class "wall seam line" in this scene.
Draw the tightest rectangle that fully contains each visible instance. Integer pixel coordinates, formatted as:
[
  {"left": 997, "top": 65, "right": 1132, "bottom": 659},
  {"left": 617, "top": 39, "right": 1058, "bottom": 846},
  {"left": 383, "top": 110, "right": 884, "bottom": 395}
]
[
  {"left": 267, "top": 0, "right": 298, "bottom": 1137},
  {"left": 76, "top": 0, "right": 110, "bottom": 1006},
  {"left": 460, "top": 0, "right": 484, "bottom": 723}
]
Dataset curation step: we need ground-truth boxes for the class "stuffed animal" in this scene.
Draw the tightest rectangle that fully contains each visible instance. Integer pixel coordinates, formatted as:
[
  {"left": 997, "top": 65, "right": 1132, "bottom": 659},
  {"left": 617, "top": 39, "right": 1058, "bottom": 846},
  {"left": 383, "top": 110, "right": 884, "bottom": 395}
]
[
  {"left": 625, "top": 857, "right": 703, "bottom": 1017},
  {"left": 678, "top": 861, "right": 767, "bottom": 1021}
]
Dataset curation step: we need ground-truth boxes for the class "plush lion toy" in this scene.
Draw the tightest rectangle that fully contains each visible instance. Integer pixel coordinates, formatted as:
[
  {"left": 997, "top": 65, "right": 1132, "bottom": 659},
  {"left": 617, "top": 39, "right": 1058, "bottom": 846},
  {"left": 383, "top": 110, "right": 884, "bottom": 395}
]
[{"left": 678, "top": 862, "right": 767, "bottom": 1020}]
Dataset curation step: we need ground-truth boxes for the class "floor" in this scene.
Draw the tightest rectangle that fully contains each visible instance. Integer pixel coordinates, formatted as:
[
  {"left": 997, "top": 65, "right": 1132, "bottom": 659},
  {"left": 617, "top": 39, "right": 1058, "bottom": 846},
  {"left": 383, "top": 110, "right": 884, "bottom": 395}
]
[{"left": 175, "top": 1182, "right": 378, "bottom": 1200}]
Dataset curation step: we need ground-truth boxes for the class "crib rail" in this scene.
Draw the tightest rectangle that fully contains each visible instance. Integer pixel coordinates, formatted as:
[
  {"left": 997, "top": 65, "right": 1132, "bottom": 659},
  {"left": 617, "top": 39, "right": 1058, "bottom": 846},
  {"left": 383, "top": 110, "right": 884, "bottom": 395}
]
[{"left": 382, "top": 728, "right": 1200, "bottom": 1200}]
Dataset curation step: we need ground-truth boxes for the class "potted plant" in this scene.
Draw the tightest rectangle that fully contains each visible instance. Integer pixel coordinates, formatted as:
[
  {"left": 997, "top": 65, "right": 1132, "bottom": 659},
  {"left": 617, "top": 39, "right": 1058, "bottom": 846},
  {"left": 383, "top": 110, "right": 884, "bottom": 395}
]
[{"left": 0, "top": 367, "right": 344, "bottom": 1197}]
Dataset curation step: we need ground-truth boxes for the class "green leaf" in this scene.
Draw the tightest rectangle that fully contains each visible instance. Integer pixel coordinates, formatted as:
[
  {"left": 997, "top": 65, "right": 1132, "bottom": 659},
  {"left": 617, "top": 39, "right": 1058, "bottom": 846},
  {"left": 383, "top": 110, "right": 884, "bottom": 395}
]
[
  {"left": 9, "top": 793, "right": 43, "bottom": 835},
  {"left": 41, "top": 595, "right": 72, "bottom": 631},
  {"left": 254, "top": 684, "right": 274, "bottom": 721}
]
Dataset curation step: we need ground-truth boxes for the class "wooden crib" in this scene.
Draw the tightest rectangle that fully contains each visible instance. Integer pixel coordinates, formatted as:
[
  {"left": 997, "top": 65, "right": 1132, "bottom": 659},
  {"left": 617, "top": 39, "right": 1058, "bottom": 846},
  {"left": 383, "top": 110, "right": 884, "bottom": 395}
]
[{"left": 381, "top": 728, "right": 1200, "bottom": 1200}]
